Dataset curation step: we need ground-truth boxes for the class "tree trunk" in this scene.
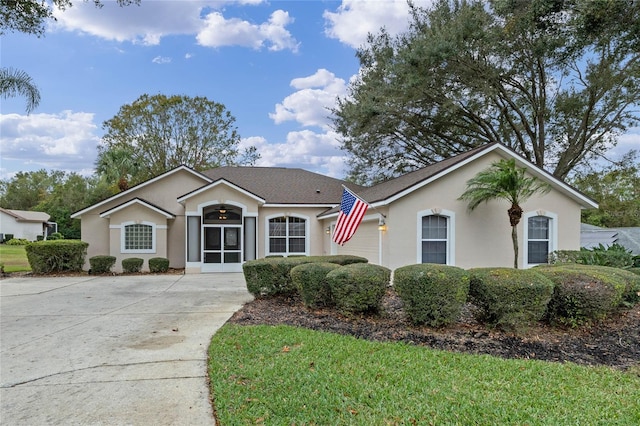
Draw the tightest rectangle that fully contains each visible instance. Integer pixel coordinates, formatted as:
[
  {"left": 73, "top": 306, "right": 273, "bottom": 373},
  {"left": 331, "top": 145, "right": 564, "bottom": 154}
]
[{"left": 512, "top": 225, "right": 519, "bottom": 269}]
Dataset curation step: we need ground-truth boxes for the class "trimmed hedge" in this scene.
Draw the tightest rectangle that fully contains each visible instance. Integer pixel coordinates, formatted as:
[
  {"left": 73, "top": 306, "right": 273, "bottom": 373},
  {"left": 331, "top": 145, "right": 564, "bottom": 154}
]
[
  {"left": 122, "top": 257, "right": 144, "bottom": 273},
  {"left": 535, "top": 264, "right": 627, "bottom": 327},
  {"left": 243, "top": 255, "right": 369, "bottom": 297},
  {"left": 149, "top": 257, "right": 170, "bottom": 273},
  {"left": 25, "top": 240, "right": 88, "bottom": 274},
  {"left": 469, "top": 268, "right": 554, "bottom": 331},
  {"left": 89, "top": 255, "right": 116, "bottom": 274},
  {"left": 394, "top": 264, "right": 470, "bottom": 327},
  {"left": 326, "top": 263, "right": 391, "bottom": 315},
  {"left": 291, "top": 262, "right": 341, "bottom": 308}
]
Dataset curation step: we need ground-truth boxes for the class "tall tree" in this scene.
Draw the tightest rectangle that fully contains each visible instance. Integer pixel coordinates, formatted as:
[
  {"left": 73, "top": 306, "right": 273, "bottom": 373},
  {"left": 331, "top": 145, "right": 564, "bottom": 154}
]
[
  {"left": 459, "top": 159, "right": 550, "bottom": 269},
  {"left": 333, "top": 0, "right": 640, "bottom": 185},
  {"left": 0, "top": 67, "right": 40, "bottom": 113},
  {"left": 571, "top": 150, "right": 640, "bottom": 228},
  {"left": 0, "top": 0, "right": 140, "bottom": 36},
  {"left": 97, "top": 94, "right": 259, "bottom": 186}
]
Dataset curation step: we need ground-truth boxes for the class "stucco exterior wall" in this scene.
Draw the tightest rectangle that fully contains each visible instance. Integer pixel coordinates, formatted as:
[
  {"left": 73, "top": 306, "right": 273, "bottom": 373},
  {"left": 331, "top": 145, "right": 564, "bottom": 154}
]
[
  {"left": 76, "top": 169, "right": 208, "bottom": 270},
  {"left": 0, "top": 213, "right": 45, "bottom": 241},
  {"left": 382, "top": 152, "right": 584, "bottom": 271}
]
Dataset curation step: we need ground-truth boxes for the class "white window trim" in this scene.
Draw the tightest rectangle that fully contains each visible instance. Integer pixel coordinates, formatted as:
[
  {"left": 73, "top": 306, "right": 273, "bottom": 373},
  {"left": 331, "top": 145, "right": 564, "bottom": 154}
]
[
  {"left": 120, "top": 221, "right": 157, "bottom": 254},
  {"left": 265, "top": 213, "right": 310, "bottom": 256},
  {"left": 416, "top": 209, "right": 455, "bottom": 265},
  {"left": 523, "top": 210, "right": 558, "bottom": 268}
]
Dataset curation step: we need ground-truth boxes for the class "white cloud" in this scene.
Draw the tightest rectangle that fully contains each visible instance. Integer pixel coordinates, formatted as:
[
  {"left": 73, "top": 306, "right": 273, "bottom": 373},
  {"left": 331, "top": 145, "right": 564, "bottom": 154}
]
[
  {"left": 197, "top": 10, "right": 298, "bottom": 52},
  {"left": 0, "top": 111, "right": 100, "bottom": 177},
  {"left": 152, "top": 56, "right": 172, "bottom": 64},
  {"left": 51, "top": 1, "right": 298, "bottom": 51},
  {"left": 270, "top": 69, "right": 347, "bottom": 129},
  {"left": 52, "top": 1, "right": 205, "bottom": 45},
  {"left": 324, "top": 0, "right": 428, "bottom": 48},
  {"left": 247, "top": 130, "right": 347, "bottom": 178}
]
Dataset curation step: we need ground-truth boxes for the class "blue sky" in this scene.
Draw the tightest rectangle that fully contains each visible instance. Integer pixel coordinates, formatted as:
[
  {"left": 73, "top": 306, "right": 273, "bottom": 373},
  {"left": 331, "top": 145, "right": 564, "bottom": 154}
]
[{"left": 1, "top": 0, "right": 638, "bottom": 181}]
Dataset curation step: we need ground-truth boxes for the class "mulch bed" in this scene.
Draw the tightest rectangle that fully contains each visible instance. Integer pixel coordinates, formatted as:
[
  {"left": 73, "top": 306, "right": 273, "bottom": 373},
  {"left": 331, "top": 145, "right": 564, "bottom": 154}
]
[{"left": 228, "top": 288, "right": 640, "bottom": 371}]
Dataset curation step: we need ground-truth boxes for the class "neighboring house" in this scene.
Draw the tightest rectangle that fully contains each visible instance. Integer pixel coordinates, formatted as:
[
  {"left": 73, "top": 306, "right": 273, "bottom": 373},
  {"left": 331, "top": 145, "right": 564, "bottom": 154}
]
[
  {"left": 71, "top": 143, "right": 598, "bottom": 273},
  {"left": 0, "top": 208, "right": 51, "bottom": 241},
  {"left": 581, "top": 223, "right": 640, "bottom": 255}
]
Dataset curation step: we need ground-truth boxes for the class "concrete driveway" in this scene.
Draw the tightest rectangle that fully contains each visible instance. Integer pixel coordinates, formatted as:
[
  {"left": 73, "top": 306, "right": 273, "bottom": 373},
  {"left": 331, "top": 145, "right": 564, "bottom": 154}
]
[{"left": 0, "top": 273, "right": 253, "bottom": 425}]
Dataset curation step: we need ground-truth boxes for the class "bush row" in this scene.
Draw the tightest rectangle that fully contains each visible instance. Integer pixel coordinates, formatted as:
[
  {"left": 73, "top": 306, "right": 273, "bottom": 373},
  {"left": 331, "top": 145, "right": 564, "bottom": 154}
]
[
  {"left": 243, "top": 255, "right": 391, "bottom": 315},
  {"left": 88, "top": 256, "right": 170, "bottom": 274},
  {"left": 245, "top": 257, "right": 640, "bottom": 331}
]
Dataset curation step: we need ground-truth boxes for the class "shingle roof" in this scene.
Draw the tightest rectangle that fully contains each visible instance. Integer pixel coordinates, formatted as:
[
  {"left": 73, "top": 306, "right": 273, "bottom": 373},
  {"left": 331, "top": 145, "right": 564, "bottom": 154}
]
[
  {"left": 200, "top": 167, "right": 364, "bottom": 204},
  {"left": 0, "top": 208, "right": 50, "bottom": 222},
  {"left": 581, "top": 224, "right": 640, "bottom": 255},
  {"left": 356, "top": 143, "right": 493, "bottom": 203}
]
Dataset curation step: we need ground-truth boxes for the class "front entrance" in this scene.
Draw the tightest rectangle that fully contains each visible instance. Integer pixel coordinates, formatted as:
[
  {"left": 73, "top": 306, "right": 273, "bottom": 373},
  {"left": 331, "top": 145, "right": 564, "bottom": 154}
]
[
  {"left": 202, "top": 225, "right": 242, "bottom": 272},
  {"left": 201, "top": 204, "right": 243, "bottom": 273}
]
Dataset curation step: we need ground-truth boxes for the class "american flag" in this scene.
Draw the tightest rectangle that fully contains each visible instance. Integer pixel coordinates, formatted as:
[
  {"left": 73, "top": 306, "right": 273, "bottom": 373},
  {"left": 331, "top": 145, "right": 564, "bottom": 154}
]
[{"left": 332, "top": 188, "right": 368, "bottom": 246}]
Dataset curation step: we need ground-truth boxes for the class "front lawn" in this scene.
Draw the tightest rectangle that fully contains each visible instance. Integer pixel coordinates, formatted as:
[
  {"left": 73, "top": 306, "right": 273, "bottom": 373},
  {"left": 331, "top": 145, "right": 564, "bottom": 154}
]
[
  {"left": 0, "top": 244, "right": 31, "bottom": 273},
  {"left": 209, "top": 324, "right": 640, "bottom": 425}
]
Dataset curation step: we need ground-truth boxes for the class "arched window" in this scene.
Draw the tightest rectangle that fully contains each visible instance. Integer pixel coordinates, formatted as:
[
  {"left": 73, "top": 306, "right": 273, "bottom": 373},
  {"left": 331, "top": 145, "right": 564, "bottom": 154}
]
[
  {"left": 524, "top": 211, "right": 557, "bottom": 267},
  {"left": 418, "top": 209, "right": 455, "bottom": 265},
  {"left": 267, "top": 216, "right": 307, "bottom": 255}
]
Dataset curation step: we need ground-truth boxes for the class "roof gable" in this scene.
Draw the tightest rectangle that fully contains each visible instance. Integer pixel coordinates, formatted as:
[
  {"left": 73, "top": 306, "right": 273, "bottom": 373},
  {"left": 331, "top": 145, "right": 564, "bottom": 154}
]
[
  {"left": 71, "top": 165, "right": 211, "bottom": 218},
  {"left": 99, "top": 198, "right": 175, "bottom": 219},
  {"left": 200, "top": 167, "right": 361, "bottom": 205},
  {"left": 177, "top": 178, "right": 266, "bottom": 204}
]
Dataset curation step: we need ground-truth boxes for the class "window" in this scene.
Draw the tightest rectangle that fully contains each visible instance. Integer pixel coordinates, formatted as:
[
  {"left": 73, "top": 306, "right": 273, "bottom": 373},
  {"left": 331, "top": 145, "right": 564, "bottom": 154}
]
[
  {"left": 122, "top": 223, "right": 154, "bottom": 253},
  {"left": 527, "top": 216, "right": 550, "bottom": 264},
  {"left": 421, "top": 215, "right": 448, "bottom": 264},
  {"left": 268, "top": 216, "right": 307, "bottom": 255}
]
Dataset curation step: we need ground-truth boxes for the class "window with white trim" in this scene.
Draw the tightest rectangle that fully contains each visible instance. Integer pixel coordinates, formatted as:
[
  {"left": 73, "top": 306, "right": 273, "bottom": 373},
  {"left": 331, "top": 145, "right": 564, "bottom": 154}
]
[
  {"left": 421, "top": 215, "right": 448, "bottom": 264},
  {"left": 122, "top": 223, "right": 155, "bottom": 253},
  {"left": 527, "top": 216, "right": 550, "bottom": 264},
  {"left": 268, "top": 216, "right": 307, "bottom": 255}
]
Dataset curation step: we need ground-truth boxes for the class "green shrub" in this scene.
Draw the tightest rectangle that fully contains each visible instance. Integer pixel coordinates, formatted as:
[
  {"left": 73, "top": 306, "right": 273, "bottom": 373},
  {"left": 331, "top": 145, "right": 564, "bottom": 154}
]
[
  {"left": 628, "top": 267, "right": 640, "bottom": 276},
  {"left": 468, "top": 268, "right": 554, "bottom": 331},
  {"left": 291, "top": 262, "right": 341, "bottom": 308},
  {"left": 326, "top": 263, "right": 391, "bottom": 315},
  {"left": 6, "top": 238, "right": 30, "bottom": 245},
  {"left": 89, "top": 255, "right": 116, "bottom": 274},
  {"left": 535, "top": 264, "right": 627, "bottom": 327},
  {"left": 149, "top": 257, "right": 170, "bottom": 273},
  {"left": 48, "top": 232, "right": 64, "bottom": 241},
  {"left": 122, "top": 257, "right": 144, "bottom": 273},
  {"left": 243, "top": 257, "right": 312, "bottom": 297},
  {"left": 394, "top": 264, "right": 470, "bottom": 327},
  {"left": 243, "top": 256, "right": 367, "bottom": 298},
  {"left": 549, "top": 244, "right": 635, "bottom": 269},
  {"left": 4, "top": 233, "right": 14, "bottom": 242},
  {"left": 25, "top": 240, "right": 88, "bottom": 274}
]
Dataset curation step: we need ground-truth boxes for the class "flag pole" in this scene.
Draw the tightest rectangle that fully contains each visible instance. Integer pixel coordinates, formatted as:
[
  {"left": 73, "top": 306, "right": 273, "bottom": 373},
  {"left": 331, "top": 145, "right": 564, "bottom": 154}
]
[{"left": 342, "top": 185, "right": 386, "bottom": 219}]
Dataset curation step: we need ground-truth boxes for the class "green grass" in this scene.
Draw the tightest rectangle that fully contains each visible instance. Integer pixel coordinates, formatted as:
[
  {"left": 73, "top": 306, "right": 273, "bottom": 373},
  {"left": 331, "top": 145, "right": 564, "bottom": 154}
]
[
  {"left": 209, "top": 324, "right": 640, "bottom": 425},
  {"left": 0, "top": 244, "right": 31, "bottom": 273}
]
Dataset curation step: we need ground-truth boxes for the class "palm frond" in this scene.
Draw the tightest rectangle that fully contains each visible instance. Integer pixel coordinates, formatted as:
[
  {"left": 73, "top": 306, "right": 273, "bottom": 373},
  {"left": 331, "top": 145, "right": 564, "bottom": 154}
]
[{"left": 0, "top": 67, "right": 41, "bottom": 113}]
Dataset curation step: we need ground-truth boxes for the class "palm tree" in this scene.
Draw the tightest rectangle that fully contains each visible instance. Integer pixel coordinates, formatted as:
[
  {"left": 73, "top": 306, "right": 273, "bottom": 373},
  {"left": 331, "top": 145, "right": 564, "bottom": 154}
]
[
  {"left": 0, "top": 67, "right": 41, "bottom": 114},
  {"left": 459, "top": 158, "right": 551, "bottom": 268}
]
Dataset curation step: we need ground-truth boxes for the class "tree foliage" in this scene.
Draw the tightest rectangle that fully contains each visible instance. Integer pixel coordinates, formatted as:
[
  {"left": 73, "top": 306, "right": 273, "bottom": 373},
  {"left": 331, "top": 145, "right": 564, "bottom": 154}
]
[
  {"left": 571, "top": 150, "right": 640, "bottom": 227},
  {"left": 0, "top": 67, "right": 41, "bottom": 113},
  {"left": 97, "top": 94, "right": 259, "bottom": 187},
  {"left": 459, "top": 159, "right": 550, "bottom": 268},
  {"left": 0, "top": 170, "right": 113, "bottom": 239},
  {"left": 333, "top": 0, "right": 640, "bottom": 185},
  {"left": 0, "top": 0, "right": 140, "bottom": 36}
]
